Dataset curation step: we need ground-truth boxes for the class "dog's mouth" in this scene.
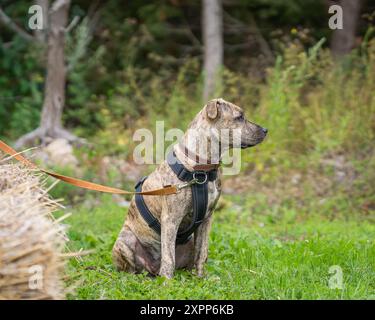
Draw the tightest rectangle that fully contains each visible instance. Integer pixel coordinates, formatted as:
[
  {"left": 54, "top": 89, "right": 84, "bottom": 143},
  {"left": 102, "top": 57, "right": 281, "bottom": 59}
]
[
  {"left": 241, "top": 138, "right": 265, "bottom": 149},
  {"left": 240, "top": 143, "right": 255, "bottom": 149}
]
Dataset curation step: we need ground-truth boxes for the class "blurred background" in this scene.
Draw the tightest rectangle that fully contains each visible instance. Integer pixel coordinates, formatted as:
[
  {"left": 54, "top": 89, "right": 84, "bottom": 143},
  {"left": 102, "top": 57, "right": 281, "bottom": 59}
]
[
  {"left": 0, "top": 0, "right": 374, "bottom": 214},
  {"left": 0, "top": 0, "right": 374, "bottom": 299}
]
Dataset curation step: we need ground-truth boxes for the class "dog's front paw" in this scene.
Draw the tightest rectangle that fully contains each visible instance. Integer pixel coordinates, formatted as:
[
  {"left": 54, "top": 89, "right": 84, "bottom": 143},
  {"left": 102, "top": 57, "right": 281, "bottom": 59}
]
[
  {"left": 193, "top": 266, "right": 206, "bottom": 278},
  {"left": 159, "top": 267, "right": 174, "bottom": 279}
]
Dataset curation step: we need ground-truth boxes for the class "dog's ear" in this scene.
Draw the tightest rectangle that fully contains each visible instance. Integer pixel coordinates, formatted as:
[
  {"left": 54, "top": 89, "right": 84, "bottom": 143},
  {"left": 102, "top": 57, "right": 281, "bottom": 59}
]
[{"left": 206, "top": 99, "right": 220, "bottom": 120}]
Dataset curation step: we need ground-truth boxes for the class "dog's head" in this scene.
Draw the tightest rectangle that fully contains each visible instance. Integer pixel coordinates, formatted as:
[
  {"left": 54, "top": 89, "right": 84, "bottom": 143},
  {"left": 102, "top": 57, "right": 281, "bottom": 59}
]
[{"left": 200, "top": 98, "right": 267, "bottom": 149}]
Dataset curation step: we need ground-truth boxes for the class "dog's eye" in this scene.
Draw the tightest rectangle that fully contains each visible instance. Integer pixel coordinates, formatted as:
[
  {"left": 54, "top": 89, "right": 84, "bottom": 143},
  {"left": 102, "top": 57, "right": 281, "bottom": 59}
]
[{"left": 235, "top": 114, "right": 244, "bottom": 121}]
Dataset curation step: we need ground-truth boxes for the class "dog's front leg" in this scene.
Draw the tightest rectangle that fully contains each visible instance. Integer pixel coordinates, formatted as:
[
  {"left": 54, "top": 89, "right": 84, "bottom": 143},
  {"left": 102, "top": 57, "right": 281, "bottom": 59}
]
[
  {"left": 159, "top": 197, "right": 182, "bottom": 279},
  {"left": 194, "top": 214, "right": 213, "bottom": 277}
]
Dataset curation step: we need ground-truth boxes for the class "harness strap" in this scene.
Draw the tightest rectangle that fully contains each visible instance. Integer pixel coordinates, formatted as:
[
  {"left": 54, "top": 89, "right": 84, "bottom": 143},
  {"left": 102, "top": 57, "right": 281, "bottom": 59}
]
[
  {"left": 167, "top": 151, "right": 218, "bottom": 182},
  {"left": 135, "top": 177, "right": 161, "bottom": 234},
  {"left": 135, "top": 151, "right": 217, "bottom": 244},
  {"left": 175, "top": 181, "right": 207, "bottom": 243}
]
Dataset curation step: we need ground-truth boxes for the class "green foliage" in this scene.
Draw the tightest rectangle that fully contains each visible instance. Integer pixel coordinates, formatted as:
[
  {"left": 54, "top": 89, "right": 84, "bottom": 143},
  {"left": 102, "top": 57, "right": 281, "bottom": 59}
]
[
  {"left": 0, "top": 39, "right": 43, "bottom": 139},
  {"left": 240, "top": 38, "right": 375, "bottom": 178},
  {"left": 64, "top": 16, "right": 106, "bottom": 135}
]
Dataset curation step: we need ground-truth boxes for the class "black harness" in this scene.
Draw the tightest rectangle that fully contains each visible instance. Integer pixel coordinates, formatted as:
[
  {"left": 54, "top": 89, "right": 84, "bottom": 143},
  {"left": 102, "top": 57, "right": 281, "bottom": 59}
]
[{"left": 135, "top": 151, "right": 218, "bottom": 244}]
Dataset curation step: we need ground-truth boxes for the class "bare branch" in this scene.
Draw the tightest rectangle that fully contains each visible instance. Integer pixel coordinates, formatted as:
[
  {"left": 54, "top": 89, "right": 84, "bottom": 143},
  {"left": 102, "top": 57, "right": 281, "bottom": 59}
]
[
  {"left": 50, "top": 0, "right": 70, "bottom": 13},
  {"left": 0, "top": 7, "right": 34, "bottom": 41},
  {"left": 65, "top": 15, "right": 80, "bottom": 33}
]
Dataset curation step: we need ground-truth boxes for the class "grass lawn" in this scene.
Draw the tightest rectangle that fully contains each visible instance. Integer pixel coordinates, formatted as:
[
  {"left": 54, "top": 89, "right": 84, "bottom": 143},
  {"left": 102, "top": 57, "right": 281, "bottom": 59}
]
[{"left": 64, "top": 194, "right": 375, "bottom": 300}]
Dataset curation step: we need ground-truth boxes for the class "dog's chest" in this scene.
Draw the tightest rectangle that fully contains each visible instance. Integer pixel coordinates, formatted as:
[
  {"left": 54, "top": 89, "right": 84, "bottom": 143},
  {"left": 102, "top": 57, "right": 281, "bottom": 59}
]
[
  {"left": 207, "top": 179, "right": 221, "bottom": 210},
  {"left": 179, "top": 179, "right": 221, "bottom": 230}
]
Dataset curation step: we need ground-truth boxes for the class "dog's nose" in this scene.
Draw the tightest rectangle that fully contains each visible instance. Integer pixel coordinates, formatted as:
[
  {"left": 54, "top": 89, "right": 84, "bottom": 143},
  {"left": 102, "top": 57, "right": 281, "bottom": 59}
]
[{"left": 262, "top": 127, "right": 268, "bottom": 134}]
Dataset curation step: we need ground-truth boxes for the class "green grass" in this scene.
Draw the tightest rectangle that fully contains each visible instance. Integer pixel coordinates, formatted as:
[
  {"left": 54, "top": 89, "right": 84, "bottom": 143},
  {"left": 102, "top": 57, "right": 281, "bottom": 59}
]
[{"left": 64, "top": 194, "right": 375, "bottom": 300}]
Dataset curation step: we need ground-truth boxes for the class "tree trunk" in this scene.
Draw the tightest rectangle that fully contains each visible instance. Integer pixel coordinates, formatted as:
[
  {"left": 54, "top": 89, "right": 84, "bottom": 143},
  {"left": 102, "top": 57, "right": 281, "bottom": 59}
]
[
  {"left": 40, "top": 0, "right": 69, "bottom": 135},
  {"left": 15, "top": 0, "right": 82, "bottom": 148},
  {"left": 202, "top": 0, "right": 223, "bottom": 101},
  {"left": 33, "top": 0, "right": 49, "bottom": 43},
  {"left": 331, "top": 0, "right": 362, "bottom": 57}
]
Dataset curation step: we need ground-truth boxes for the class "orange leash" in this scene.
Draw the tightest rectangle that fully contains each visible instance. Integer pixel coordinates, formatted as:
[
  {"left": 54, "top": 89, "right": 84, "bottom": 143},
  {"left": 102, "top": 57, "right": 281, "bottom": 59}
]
[{"left": 0, "top": 139, "right": 178, "bottom": 196}]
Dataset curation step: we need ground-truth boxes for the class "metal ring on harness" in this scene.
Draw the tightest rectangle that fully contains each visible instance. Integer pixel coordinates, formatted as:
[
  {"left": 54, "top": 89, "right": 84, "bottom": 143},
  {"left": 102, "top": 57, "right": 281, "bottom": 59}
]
[{"left": 192, "top": 171, "right": 208, "bottom": 184}]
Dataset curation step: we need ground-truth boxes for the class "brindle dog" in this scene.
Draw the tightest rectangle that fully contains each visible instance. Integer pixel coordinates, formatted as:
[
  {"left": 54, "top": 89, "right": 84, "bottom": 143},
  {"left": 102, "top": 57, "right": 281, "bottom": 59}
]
[{"left": 112, "top": 98, "right": 267, "bottom": 278}]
